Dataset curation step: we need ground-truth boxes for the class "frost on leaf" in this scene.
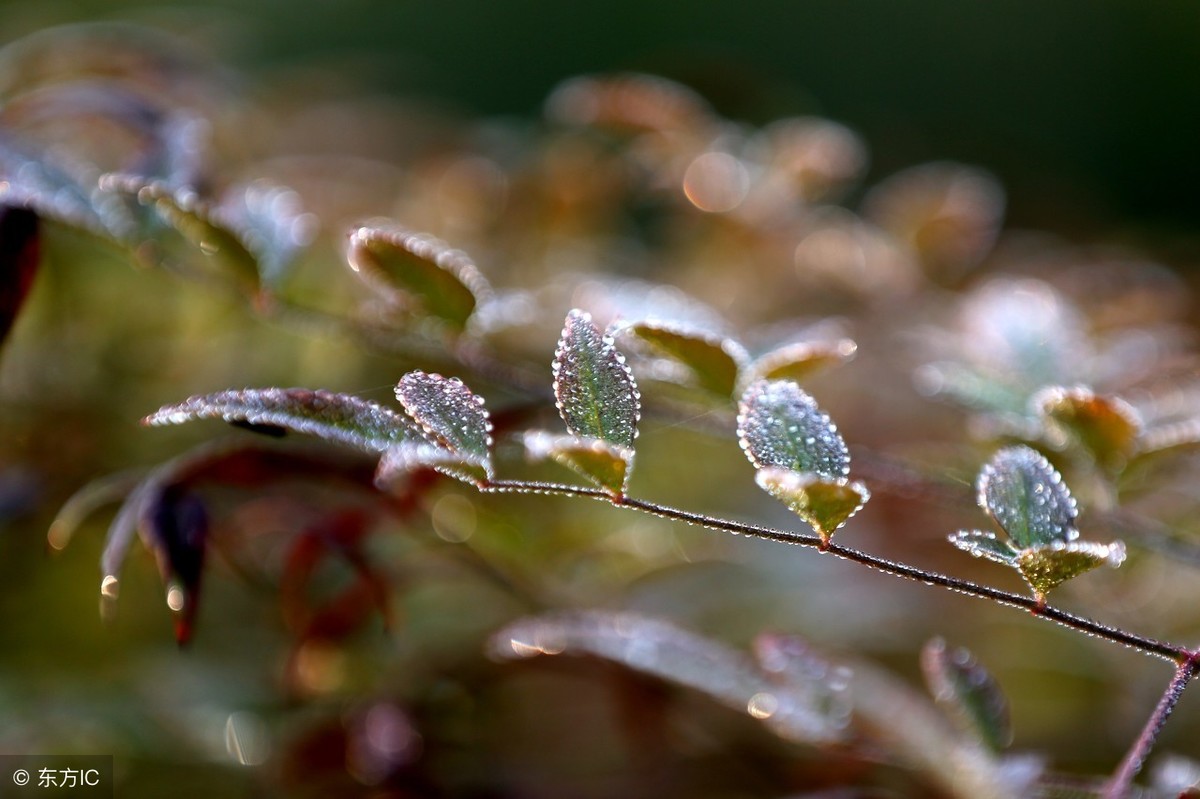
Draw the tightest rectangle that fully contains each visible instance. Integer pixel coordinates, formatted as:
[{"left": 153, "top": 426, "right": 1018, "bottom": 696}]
[
  {"left": 737, "top": 380, "right": 848, "bottom": 478},
  {"left": 755, "top": 467, "right": 868, "bottom": 539},
  {"left": 144, "top": 388, "right": 416, "bottom": 454},
  {"left": 621, "top": 319, "right": 746, "bottom": 398},
  {"left": 921, "top": 638, "right": 1012, "bottom": 752},
  {"left": 553, "top": 310, "right": 640, "bottom": 452},
  {"left": 1015, "top": 541, "right": 1126, "bottom": 599},
  {"left": 374, "top": 440, "right": 489, "bottom": 489},
  {"left": 395, "top": 371, "right": 493, "bottom": 484},
  {"left": 523, "top": 430, "right": 634, "bottom": 496},
  {"left": 348, "top": 225, "right": 491, "bottom": 330},
  {"left": 978, "top": 446, "right": 1076, "bottom": 549},
  {"left": 741, "top": 338, "right": 857, "bottom": 389},
  {"left": 1033, "top": 386, "right": 1141, "bottom": 470},
  {"left": 949, "top": 446, "right": 1125, "bottom": 600},
  {"left": 100, "top": 173, "right": 262, "bottom": 297}
]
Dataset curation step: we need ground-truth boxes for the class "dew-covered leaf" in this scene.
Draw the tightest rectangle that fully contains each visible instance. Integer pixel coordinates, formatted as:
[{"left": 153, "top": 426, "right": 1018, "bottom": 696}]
[
  {"left": 1015, "top": 541, "right": 1126, "bottom": 599},
  {"left": 395, "top": 371, "right": 493, "bottom": 483},
  {"left": 553, "top": 310, "right": 641, "bottom": 453},
  {"left": 742, "top": 338, "right": 857, "bottom": 388},
  {"left": 490, "top": 611, "right": 847, "bottom": 745},
  {"left": 978, "top": 446, "right": 1076, "bottom": 549},
  {"left": 523, "top": 429, "right": 634, "bottom": 496},
  {"left": 755, "top": 466, "right": 868, "bottom": 540},
  {"left": 144, "top": 388, "right": 416, "bottom": 454},
  {"left": 0, "top": 137, "right": 113, "bottom": 235},
  {"left": 1033, "top": 386, "right": 1141, "bottom": 469},
  {"left": 737, "top": 379, "right": 848, "bottom": 479},
  {"left": 921, "top": 638, "right": 1012, "bottom": 752},
  {"left": 99, "top": 173, "right": 261, "bottom": 295},
  {"left": 621, "top": 320, "right": 746, "bottom": 398},
  {"left": 0, "top": 204, "right": 40, "bottom": 347},
  {"left": 947, "top": 530, "right": 1018, "bottom": 566},
  {"left": 374, "top": 440, "right": 489, "bottom": 488},
  {"left": 348, "top": 225, "right": 491, "bottom": 330}
]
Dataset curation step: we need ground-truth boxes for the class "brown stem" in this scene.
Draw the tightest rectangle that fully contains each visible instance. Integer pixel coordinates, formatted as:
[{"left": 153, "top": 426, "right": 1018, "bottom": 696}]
[
  {"left": 1101, "top": 657, "right": 1199, "bottom": 799},
  {"left": 482, "top": 478, "right": 1190, "bottom": 663}
]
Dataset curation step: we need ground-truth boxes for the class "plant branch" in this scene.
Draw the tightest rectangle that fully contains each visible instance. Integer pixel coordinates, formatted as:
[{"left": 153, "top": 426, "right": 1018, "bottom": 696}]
[
  {"left": 482, "top": 478, "right": 1190, "bottom": 663},
  {"left": 1101, "top": 657, "right": 1199, "bottom": 799}
]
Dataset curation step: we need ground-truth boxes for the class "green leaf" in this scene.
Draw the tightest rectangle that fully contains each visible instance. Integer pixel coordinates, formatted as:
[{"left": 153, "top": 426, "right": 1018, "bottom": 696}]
[
  {"left": 737, "top": 379, "right": 848, "bottom": 479},
  {"left": 1033, "top": 386, "right": 1141, "bottom": 469},
  {"left": 742, "top": 338, "right": 857, "bottom": 388},
  {"left": 348, "top": 225, "right": 491, "bottom": 330},
  {"left": 144, "top": 388, "right": 415, "bottom": 453},
  {"left": 99, "top": 173, "right": 262, "bottom": 296},
  {"left": 219, "top": 181, "right": 316, "bottom": 288},
  {"left": 947, "top": 531, "right": 1018, "bottom": 566},
  {"left": 755, "top": 466, "right": 868, "bottom": 539},
  {"left": 523, "top": 430, "right": 634, "bottom": 496},
  {"left": 977, "top": 446, "right": 1076, "bottom": 549},
  {"left": 1015, "top": 541, "right": 1126, "bottom": 599},
  {"left": 921, "top": 638, "right": 1012, "bottom": 752},
  {"left": 395, "top": 371, "right": 493, "bottom": 483},
  {"left": 553, "top": 309, "right": 641, "bottom": 453},
  {"left": 622, "top": 320, "right": 746, "bottom": 398},
  {"left": 375, "top": 440, "right": 489, "bottom": 488}
]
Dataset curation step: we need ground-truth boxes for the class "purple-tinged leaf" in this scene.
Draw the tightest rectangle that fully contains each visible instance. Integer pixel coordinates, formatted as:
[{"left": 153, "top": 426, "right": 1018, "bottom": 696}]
[
  {"left": 0, "top": 204, "right": 40, "bottom": 347},
  {"left": 977, "top": 446, "right": 1076, "bottom": 549},
  {"left": 395, "top": 371, "right": 493, "bottom": 484},
  {"left": 148, "top": 483, "right": 208, "bottom": 645},
  {"left": 1, "top": 138, "right": 113, "bottom": 236},
  {"left": 348, "top": 225, "right": 491, "bottom": 330},
  {"left": 1033, "top": 386, "right": 1141, "bottom": 469},
  {"left": 523, "top": 429, "right": 633, "bottom": 496},
  {"left": 742, "top": 338, "right": 857, "bottom": 388},
  {"left": 755, "top": 466, "right": 868, "bottom": 541},
  {"left": 621, "top": 319, "right": 747, "bottom": 398},
  {"left": 553, "top": 310, "right": 641, "bottom": 460},
  {"left": 99, "top": 173, "right": 261, "bottom": 296},
  {"left": 947, "top": 531, "right": 1018, "bottom": 566},
  {"left": 737, "top": 379, "right": 848, "bottom": 479},
  {"left": 144, "top": 388, "right": 416, "bottom": 454},
  {"left": 375, "top": 440, "right": 489, "bottom": 488},
  {"left": 1015, "top": 541, "right": 1125, "bottom": 600},
  {"left": 922, "top": 638, "right": 1012, "bottom": 752}
]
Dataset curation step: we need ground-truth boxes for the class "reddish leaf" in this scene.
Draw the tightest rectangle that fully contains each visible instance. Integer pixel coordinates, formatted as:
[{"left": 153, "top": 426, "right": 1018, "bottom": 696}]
[{"left": 0, "top": 205, "right": 40, "bottom": 347}]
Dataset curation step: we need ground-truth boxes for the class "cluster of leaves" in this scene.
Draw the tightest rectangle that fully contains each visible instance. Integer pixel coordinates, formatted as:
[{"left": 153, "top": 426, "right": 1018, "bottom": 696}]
[{"left": 7, "top": 22, "right": 1200, "bottom": 799}]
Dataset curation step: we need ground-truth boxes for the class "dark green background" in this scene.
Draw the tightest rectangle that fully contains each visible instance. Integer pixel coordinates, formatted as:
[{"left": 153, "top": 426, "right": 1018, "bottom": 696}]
[{"left": 8, "top": 0, "right": 1196, "bottom": 244}]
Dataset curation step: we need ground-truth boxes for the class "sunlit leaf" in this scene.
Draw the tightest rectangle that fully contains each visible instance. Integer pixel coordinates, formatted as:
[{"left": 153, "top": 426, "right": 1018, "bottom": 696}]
[
  {"left": 947, "top": 530, "right": 1018, "bottom": 566},
  {"left": 144, "top": 388, "right": 416, "bottom": 454},
  {"left": 1033, "top": 386, "right": 1141, "bottom": 469},
  {"left": 99, "top": 172, "right": 261, "bottom": 295},
  {"left": 553, "top": 310, "right": 641, "bottom": 458},
  {"left": 755, "top": 466, "right": 868, "bottom": 539},
  {"left": 921, "top": 637, "right": 1012, "bottom": 752},
  {"left": 1015, "top": 541, "right": 1126, "bottom": 599},
  {"left": 374, "top": 440, "right": 489, "bottom": 488},
  {"left": 742, "top": 338, "right": 858, "bottom": 388},
  {"left": 523, "top": 429, "right": 633, "bottom": 495},
  {"left": 348, "top": 225, "right": 491, "bottom": 330},
  {"left": 737, "top": 379, "right": 848, "bottom": 479},
  {"left": 47, "top": 469, "right": 145, "bottom": 552},
  {"left": 1, "top": 137, "right": 114, "bottom": 235},
  {"left": 0, "top": 204, "right": 40, "bottom": 347},
  {"left": 622, "top": 319, "right": 746, "bottom": 398},
  {"left": 395, "top": 371, "right": 493, "bottom": 483},
  {"left": 490, "top": 611, "right": 848, "bottom": 745},
  {"left": 977, "top": 446, "right": 1076, "bottom": 549}
]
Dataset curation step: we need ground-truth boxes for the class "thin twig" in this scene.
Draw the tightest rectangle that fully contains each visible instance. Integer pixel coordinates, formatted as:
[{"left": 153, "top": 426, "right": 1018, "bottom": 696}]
[{"left": 482, "top": 478, "right": 1191, "bottom": 663}]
